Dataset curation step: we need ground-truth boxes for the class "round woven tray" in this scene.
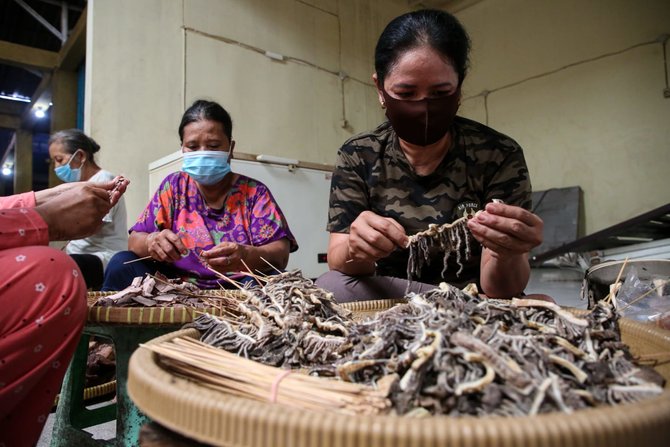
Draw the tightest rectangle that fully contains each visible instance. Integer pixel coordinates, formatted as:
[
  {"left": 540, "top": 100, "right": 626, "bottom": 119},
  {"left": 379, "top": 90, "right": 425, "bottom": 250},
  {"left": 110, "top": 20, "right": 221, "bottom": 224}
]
[
  {"left": 86, "top": 290, "right": 245, "bottom": 325},
  {"left": 128, "top": 300, "right": 670, "bottom": 447}
]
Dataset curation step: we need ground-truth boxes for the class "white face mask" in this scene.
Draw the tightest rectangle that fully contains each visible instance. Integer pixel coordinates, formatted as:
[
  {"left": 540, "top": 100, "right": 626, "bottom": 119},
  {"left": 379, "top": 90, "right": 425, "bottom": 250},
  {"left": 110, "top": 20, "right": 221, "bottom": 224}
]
[
  {"left": 181, "top": 150, "right": 231, "bottom": 185},
  {"left": 54, "top": 150, "right": 85, "bottom": 183}
]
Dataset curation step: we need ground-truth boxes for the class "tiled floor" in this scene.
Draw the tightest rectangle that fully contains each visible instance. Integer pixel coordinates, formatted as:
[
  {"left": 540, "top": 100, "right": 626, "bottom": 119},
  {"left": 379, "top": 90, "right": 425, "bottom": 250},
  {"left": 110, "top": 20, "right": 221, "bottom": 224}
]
[
  {"left": 37, "top": 400, "right": 116, "bottom": 446},
  {"left": 526, "top": 266, "right": 587, "bottom": 309}
]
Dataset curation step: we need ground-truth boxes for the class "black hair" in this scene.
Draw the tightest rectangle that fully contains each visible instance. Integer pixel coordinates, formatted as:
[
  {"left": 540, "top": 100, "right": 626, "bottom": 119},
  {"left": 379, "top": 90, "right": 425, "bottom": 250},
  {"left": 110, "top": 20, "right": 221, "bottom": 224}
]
[
  {"left": 48, "top": 129, "right": 100, "bottom": 162},
  {"left": 178, "top": 100, "right": 233, "bottom": 142},
  {"left": 374, "top": 9, "right": 471, "bottom": 86}
]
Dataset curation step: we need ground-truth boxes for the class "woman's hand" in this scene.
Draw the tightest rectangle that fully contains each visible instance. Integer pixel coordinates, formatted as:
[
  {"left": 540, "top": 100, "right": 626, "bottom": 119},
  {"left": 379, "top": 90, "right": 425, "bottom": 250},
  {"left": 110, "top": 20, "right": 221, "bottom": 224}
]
[
  {"left": 200, "top": 242, "right": 248, "bottom": 271},
  {"left": 145, "top": 230, "right": 187, "bottom": 262},
  {"left": 327, "top": 211, "right": 407, "bottom": 275},
  {"left": 466, "top": 202, "right": 543, "bottom": 259},
  {"left": 347, "top": 211, "right": 408, "bottom": 263},
  {"left": 35, "top": 183, "right": 115, "bottom": 241},
  {"left": 35, "top": 175, "right": 129, "bottom": 207},
  {"left": 467, "top": 202, "right": 543, "bottom": 298}
]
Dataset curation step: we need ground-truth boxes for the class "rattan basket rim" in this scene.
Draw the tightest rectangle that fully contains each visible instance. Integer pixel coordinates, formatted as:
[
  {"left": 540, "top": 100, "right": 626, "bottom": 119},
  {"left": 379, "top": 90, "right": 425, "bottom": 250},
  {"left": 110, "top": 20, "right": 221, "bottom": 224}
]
[
  {"left": 128, "top": 305, "right": 670, "bottom": 447},
  {"left": 85, "top": 290, "right": 245, "bottom": 325}
]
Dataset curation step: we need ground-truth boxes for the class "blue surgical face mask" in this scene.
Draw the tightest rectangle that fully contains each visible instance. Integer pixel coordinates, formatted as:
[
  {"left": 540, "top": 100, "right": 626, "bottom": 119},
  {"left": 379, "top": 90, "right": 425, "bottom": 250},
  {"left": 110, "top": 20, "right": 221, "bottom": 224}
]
[
  {"left": 181, "top": 150, "right": 231, "bottom": 185},
  {"left": 54, "top": 150, "right": 84, "bottom": 183}
]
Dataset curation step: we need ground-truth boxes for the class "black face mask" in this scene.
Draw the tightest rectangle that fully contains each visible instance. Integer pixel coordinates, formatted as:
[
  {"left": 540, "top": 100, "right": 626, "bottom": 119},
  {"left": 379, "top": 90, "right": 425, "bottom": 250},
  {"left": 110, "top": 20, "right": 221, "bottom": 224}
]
[{"left": 382, "top": 87, "right": 460, "bottom": 146}]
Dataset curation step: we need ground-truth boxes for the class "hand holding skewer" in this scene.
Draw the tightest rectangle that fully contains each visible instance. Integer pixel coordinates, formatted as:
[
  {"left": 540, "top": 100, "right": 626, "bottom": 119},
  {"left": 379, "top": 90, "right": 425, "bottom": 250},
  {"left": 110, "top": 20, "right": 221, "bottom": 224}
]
[
  {"left": 346, "top": 211, "right": 408, "bottom": 264},
  {"left": 34, "top": 177, "right": 130, "bottom": 242},
  {"left": 466, "top": 201, "right": 543, "bottom": 258}
]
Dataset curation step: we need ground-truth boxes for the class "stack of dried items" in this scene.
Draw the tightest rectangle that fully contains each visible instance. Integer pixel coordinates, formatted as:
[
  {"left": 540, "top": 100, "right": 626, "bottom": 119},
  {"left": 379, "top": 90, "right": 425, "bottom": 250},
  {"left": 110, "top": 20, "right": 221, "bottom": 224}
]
[
  {"left": 95, "top": 273, "right": 231, "bottom": 308},
  {"left": 147, "top": 270, "right": 665, "bottom": 417}
]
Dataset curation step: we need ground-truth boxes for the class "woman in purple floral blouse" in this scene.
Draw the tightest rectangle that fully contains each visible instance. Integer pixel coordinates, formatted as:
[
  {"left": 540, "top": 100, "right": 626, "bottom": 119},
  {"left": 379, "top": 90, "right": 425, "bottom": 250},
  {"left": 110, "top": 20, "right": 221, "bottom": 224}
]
[{"left": 102, "top": 100, "right": 297, "bottom": 290}]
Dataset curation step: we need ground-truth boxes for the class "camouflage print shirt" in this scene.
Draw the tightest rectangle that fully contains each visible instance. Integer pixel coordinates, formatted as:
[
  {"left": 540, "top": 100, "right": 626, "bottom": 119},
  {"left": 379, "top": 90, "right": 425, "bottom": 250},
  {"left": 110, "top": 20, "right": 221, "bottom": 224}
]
[{"left": 327, "top": 117, "right": 532, "bottom": 287}]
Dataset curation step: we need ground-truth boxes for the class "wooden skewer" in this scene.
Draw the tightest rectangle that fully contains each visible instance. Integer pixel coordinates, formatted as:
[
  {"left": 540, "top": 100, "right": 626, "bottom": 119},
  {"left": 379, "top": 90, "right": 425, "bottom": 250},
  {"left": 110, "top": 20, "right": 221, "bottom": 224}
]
[
  {"left": 260, "top": 256, "right": 282, "bottom": 274},
  {"left": 619, "top": 281, "right": 668, "bottom": 311},
  {"left": 240, "top": 259, "right": 265, "bottom": 286},
  {"left": 204, "top": 265, "right": 246, "bottom": 291},
  {"left": 407, "top": 215, "right": 468, "bottom": 246},
  {"left": 603, "top": 257, "right": 629, "bottom": 303},
  {"left": 123, "top": 255, "right": 153, "bottom": 265}
]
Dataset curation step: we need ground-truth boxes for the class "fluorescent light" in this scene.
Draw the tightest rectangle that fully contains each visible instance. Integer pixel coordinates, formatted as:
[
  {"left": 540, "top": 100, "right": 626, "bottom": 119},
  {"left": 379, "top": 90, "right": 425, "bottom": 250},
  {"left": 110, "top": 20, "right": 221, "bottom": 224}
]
[
  {"left": 0, "top": 93, "right": 31, "bottom": 103},
  {"left": 255, "top": 154, "right": 299, "bottom": 166},
  {"left": 615, "top": 236, "right": 654, "bottom": 242}
]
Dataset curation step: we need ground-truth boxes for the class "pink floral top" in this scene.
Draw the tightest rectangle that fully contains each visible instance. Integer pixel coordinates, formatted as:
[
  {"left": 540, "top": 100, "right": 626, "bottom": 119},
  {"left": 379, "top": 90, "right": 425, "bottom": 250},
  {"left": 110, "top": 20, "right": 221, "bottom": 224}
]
[
  {"left": 131, "top": 172, "right": 297, "bottom": 288},
  {"left": 0, "top": 192, "right": 49, "bottom": 250}
]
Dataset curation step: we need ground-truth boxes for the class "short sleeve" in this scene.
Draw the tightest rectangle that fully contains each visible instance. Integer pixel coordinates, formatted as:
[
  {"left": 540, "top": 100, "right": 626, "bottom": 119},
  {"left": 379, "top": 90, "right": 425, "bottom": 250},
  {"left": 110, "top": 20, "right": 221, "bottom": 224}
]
[
  {"left": 130, "top": 175, "right": 176, "bottom": 233},
  {"left": 484, "top": 145, "right": 532, "bottom": 210},
  {"left": 326, "top": 145, "right": 370, "bottom": 233},
  {"left": 247, "top": 182, "right": 298, "bottom": 252}
]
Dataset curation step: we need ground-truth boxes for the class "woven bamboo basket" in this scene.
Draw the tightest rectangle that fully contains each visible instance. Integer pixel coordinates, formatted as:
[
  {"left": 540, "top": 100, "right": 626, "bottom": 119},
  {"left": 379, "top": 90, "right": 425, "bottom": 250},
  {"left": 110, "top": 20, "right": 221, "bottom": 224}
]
[
  {"left": 86, "top": 290, "right": 245, "bottom": 325},
  {"left": 128, "top": 300, "right": 670, "bottom": 447}
]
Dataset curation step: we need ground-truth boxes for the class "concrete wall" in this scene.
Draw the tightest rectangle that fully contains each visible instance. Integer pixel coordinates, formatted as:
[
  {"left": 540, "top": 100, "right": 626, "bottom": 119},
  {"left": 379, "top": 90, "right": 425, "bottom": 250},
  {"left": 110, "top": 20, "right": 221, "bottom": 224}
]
[
  {"left": 455, "top": 0, "right": 670, "bottom": 234},
  {"left": 86, "top": 0, "right": 669, "bottom": 236},
  {"left": 85, "top": 0, "right": 407, "bottom": 224}
]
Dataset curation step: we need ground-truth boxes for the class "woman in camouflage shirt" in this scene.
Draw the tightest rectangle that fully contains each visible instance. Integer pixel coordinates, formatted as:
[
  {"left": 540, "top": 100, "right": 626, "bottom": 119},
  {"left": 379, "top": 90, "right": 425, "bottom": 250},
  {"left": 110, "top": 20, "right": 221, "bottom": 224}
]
[{"left": 317, "top": 9, "right": 544, "bottom": 302}]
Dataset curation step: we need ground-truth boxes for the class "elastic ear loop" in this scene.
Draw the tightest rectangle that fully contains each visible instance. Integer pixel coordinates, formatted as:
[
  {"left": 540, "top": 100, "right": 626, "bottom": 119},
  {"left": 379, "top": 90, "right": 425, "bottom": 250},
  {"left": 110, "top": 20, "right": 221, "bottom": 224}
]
[{"left": 269, "top": 370, "right": 293, "bottom": 403}]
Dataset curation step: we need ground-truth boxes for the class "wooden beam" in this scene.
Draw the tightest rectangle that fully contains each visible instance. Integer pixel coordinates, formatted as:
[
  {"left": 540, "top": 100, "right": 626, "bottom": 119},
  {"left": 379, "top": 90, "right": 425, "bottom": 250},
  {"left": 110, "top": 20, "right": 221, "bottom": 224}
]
[
  {"left": 0, "top": 40, "right": 58, "bottom": 71},
  {"left": 0, "top": 100, "right": 27, "bottom": 116},
  {"left": 14, "top": 129, "right": 33, "bottom": 193},
  {"left": 58, "top": 6, "right": 87, "bottom": 70},
  {"left": 0, "top": 114, "right": 21, "bottom": 129}
]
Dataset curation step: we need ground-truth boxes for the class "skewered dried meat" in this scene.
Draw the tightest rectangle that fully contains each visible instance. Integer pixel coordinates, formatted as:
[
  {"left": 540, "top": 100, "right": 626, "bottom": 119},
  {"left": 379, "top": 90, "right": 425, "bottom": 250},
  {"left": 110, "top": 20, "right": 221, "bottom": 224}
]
[
  {"left": 95, "top": 272, "right": 218, "bottom": 308},
  {"left": 187, "top": 270, "right": 665, "bottom": 417}
]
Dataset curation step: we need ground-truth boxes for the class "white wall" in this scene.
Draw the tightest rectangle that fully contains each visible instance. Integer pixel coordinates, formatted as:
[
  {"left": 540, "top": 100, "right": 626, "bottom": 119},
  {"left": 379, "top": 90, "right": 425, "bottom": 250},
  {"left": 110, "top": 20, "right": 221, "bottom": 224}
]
[
  {"left": 86, "top": 0, "right": 408, "bottom": 224},
  {"left": 86, "top": 0, "right": 669, "bottom": 237},
  {"left": 456, "top": 0, "right": 670, "bottom": 234}
]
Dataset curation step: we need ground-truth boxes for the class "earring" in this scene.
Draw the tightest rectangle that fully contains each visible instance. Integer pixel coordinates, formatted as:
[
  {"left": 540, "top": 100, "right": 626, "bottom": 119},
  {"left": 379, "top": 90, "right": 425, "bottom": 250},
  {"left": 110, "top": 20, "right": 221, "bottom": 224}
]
[{"left": 380, "top": 100, "right": 386, "bottom": 109}]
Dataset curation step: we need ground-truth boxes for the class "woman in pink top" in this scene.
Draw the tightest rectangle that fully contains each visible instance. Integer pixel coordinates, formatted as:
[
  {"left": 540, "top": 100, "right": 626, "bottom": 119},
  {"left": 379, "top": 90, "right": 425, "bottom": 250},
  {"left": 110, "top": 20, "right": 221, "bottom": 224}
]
[
  {"left": 0, "top": 179, "right": 128, "bottom": 446},
  {"left": 103, "top": 100, "right": 297, "bottom": 290}
]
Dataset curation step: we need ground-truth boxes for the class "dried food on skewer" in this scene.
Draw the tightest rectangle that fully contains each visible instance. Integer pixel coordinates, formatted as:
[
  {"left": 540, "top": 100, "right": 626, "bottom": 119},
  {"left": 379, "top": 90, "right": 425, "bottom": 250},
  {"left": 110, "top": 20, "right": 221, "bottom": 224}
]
[
  {"left": 189, "top": 270, "right": 352, "bottom": 368},
  {"left": 406, "top": 216, "right": 472, "bottom": 281},
  {"left": 95, "top": 272, "right": 236, "bottom": 309},
  {"left": 157, "top": 268, "right": 665, "bottom": 417},
  {"left": 406, "top": 199, "right": 505, "bottom": 281},
  {"left": 108, "top": 175, "right": 127, "bottom": 203}
]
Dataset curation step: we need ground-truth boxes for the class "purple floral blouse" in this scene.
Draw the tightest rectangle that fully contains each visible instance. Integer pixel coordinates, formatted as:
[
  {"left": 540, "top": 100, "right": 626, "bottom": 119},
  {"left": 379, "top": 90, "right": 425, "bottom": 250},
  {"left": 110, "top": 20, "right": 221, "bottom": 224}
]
[{"left": 131, "top": 171, "right": 297, "bottom": 288}]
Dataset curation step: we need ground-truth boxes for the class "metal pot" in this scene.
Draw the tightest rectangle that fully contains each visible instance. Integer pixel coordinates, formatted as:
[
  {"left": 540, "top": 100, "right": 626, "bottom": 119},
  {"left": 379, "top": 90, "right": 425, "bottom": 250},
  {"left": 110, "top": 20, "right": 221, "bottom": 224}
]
[{"left": 582, "top": 259, "right": 670, "bottom": 308}]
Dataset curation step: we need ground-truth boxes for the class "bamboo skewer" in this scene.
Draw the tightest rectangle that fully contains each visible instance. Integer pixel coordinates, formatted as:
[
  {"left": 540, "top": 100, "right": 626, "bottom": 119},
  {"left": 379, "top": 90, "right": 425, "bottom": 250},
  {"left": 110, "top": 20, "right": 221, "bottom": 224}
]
[
  {"left": 142, "top": 336, "right": 392, "bottom": 415},
  {"left": 123, "top": 255, "right": 154, "bottom": 265},
  {"left": 260, "top": 256, "right": 283, "bottom": 274},
  {"left": 619, "top": 282, "right": 668, "bottom": 312},
  {"left": 406, "top": 215, "right": 468, "bottom": 246},
  {"left": 604, "top": 258, "right": 629, "bottom": 303}
]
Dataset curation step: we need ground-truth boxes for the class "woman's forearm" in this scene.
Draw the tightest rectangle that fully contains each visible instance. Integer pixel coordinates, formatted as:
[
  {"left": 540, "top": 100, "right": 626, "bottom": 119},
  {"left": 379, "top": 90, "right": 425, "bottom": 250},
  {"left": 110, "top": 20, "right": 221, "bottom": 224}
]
[
  {"left": 479, "top": 250, "right": 530, "bottom": 299},
  {"left": 244, "top": 239, "right": 290, "bottom": 272},
  {"left": 128, "top": 232, "right": 150, "bottom": 257}
]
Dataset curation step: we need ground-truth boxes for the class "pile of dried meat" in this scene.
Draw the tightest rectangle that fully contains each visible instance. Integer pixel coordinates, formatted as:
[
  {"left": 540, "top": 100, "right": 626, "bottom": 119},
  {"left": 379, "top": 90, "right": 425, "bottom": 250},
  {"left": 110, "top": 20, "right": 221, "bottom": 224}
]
[
  {"left": 95, "top": 273, "right": 227, "bottom": 308},
  {"left": 187, "top": 270, "right": 665, "bottom": 417}
]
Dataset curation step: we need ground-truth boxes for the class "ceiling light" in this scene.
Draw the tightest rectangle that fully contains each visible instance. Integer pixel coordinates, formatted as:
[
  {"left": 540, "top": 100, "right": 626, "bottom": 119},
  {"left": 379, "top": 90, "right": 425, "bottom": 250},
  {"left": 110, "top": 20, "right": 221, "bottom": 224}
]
[
  {"left": 0, "top": 93, "right": 31, "bottom": 103},
  {"left": 34, "top": 107, "right": 46, "bottom": 119},
  {"left": 1, "top": 166, "right": 12, "bottom": 176}
]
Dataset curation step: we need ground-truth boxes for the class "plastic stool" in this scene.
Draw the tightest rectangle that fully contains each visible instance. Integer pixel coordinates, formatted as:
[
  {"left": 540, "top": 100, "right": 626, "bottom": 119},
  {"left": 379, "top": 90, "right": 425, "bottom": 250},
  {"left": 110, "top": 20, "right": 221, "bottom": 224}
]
[{"left": 50, "top": 324, "right": 177, "bottom": 447}]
